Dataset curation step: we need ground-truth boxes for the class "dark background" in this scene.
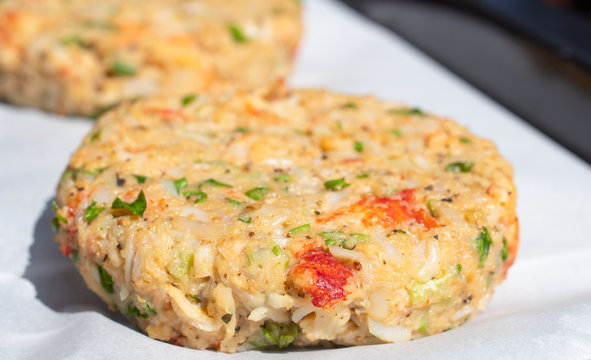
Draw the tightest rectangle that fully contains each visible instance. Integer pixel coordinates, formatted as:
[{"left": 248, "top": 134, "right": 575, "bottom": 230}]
[{"left": 340, "top": 0, "right": 591, "bottom": 164}]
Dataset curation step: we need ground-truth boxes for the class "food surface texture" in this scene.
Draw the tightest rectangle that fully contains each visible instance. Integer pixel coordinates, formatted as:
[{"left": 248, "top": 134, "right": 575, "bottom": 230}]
[{"left": 53, "top": 86, "right": 518, "bottom": 352}]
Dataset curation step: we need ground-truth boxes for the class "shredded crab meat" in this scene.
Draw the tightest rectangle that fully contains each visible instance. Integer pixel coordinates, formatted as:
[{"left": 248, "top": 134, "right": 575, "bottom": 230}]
[
  {"left": 417, "top": 238, "right": 441, "bottom": 282},
  {"left": 367, "top": 318, "right": 412, "bottom": 342},
  {"left": 372, "top": 229, "right": 402, "bottom": 264},
  {"left": 166, "top": 284, "right": 223, "bottom": 332}
]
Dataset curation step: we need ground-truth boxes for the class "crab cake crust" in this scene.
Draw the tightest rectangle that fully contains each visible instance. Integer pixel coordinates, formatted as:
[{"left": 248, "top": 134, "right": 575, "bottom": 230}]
[
  {"left": 0, "top": 0, "right": 302, "bottom": 115},
  {"left": 53, "top": 86, "right": 518, "bottom": 352}
]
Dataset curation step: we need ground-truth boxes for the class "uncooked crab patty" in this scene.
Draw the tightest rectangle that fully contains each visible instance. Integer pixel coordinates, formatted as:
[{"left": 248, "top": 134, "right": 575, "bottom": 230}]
[
  {"left": 0, "top": 0, "right": 301, "bottom": 116},
  {"left": 53, "top": 86, "right": 518, "bottom": 352}
]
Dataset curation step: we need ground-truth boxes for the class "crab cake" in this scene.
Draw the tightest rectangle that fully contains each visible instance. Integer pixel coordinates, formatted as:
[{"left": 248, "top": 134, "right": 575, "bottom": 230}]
[
  {"left": 0, "top": 0, "right": 301, "bottom": 116},
  {"left": 53, "top": 86, "right": 518, "bottom": 353}
]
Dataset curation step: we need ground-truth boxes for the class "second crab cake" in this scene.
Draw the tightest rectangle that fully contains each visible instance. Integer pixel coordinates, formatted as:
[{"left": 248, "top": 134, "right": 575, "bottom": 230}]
[
  {"left": 53, "top": 86, "right": 518, "bottom": 352},
  {"left": 0, "top": 0, "right": 302, "bottom": 115}
]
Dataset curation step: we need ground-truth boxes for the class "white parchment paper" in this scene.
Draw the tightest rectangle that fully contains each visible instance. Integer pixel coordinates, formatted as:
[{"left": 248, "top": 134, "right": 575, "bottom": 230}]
[{"left": 1, "top": 0, "right": 590, "bottom": 358}]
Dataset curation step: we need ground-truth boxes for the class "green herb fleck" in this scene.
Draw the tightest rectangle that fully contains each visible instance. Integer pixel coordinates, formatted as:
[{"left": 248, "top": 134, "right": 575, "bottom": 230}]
[
  {"left": 84, "top": 167, "right": 109, "bottom": 176},
  {"left": 335, "top": 121, "right": 343, "bottom": 131},
  {"left": 111, "top": 190, "right": 147, "bottom": 217},
  {"left": 84, "top": 201, "right": 105, "bottom": 222},
  {"left": 273, "top": 175, "right": 292, "bottom": 183},
  {"left": 456, "top": 264, "right": 462, "bottom": 273},
  {"left": 90, "top": 131, "right": 101, "bottom": 142},
  {"left": 181, "top": 94, "right": 197, "bottom": 107},
  {"left": 324, "top": 177, "right": 350, "bottom": 191},
  {"left": 127, "top": 303, "right": 155, "bottom": 319},
  {"left": 474, "top": 226, "right": 493, "bottom": 268},
  {"left": 354, "top": 141, "right": 364, "bottom": 153},
  {"left": 91, "top": 103, "right": 117, "bottom": 120},
  {"left": 134, "top": 174, "right": 147, "bottom": 184},
  {"left": 445, "top": 161, "right": 475, "bottom": 173},
  {"left": 319, "top": 231, "right": 345, "bottom": 246},
  {"left": 109, "top": 60, "right": 137, "bottom": 76},
  {"left": 319, "top": 231, "right": 370, "bottom": 249},
  {"left": 51, "top": 201, "right": 67, "bottom": 231},
  {"left": 144, "top": 304, "right": 157, "bottom": 316},
  {"left": 97, "top": 264, "right": 114, "bottom": 294},
  {"left": 459, "top": 136, "right": 471, "bottom": 144},
  {"left": 173, "top": 177, "right": 188, "bottom": 194},
  {"left": 427, "top": 199, "right": 436, "bottom": 217},
  {"left": 245, "top": 187, "right": 269, "bottom": 201},
  {"left": 227, "top": 198, "right": 244, "bottom": 206},
  {"left": 166, "top": 250, "right": 193, "bottom": 280},
  {"left": 288, "top": 224, "right": 310, "bottom": 237},
  {"left": 394, "top": 229, "right": 407, "bottom": 234},
  {"left": 238, "top": 216, "right": 252, "bottom": 224},
  {"left": 356, "top": 173, "right": 370, "bottom": 179},
  {"left": 344, "top": 102, "right": 357, "bottom": 109},
  {"left": 389, "top": 129, "right": 402, "bottom": 137},
  {"left": 236, "top": 127, "right": 250, "bottom": 133},
  {"left": 127, "top": 304, "right": 147, "bottom": 318},
  {"left": 249, "top": 322, "right": 299, "bottom": 349},
  {"left": 182, "top": 190, "right": 207, "bottom": 203},
  {"left": 272, "top": 245, "right": 281, "bottom": 256},
  {"left": 229, "top": 24, "right": 248, "bottom": 43},
  {"left": 71, "top": 249, "right": 79, "bottom": 263},
  {"left": 343, "top": 233, "right": 370, "bottom": 249},
  {"left": 390, "top": 107, "right": 425, "bottom": 116},
  {"left": 501, "top": 237, "right": 509, "bottom": 262},
  {"left": 200, "top": 178, "right": 232, "bottom": 188},
  {"left": 186, "top": 294, "right": 201, "bottom": 303},
  {"left": 61, "top": 34, "right": 89, "bottom": 48}
]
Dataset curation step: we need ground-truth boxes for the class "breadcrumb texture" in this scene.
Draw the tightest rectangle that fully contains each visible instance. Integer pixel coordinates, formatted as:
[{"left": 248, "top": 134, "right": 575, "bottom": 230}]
[
  {"left": 54, "top": 86, "right": 518, "bottom": 352},
  {"left": 0, "top": 0, "right": 302, "bottom": 115}
]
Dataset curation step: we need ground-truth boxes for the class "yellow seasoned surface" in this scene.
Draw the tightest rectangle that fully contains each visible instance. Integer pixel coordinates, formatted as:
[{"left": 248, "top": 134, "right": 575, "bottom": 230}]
[
  {"left": 54, "top": 86, "right": 518, "bottom": 352},
  {"left": 0, "top": 0, "right": 302, "bottom": 115}
]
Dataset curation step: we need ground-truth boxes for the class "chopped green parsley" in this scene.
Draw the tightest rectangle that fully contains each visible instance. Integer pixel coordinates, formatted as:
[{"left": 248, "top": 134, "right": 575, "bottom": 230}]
[
  {"left": 354, "top": 141, "right": 364, "bottom": 153},
  {"left": 181, "top": 94, "right": 197, "bottom": 107},
  {"left": 229, "top": 24, "right": 248, "bottom": 43},
  {"left": 427, "top": 199, "right": 436, "bottom": 217},
  {"left": 474, "top": 226, "right": 493, "bottom": 268},
  {"left": 245, "top": 187, "right": 269, "bottom": 201},
  {"left": 445, "top": 161, "right": 475, "bottom": 173},
  {"left": 287, "top": 224, "right": 310, "bottom": 237},
  {"left": 389, "top": 107, "right": 425, "bottom": 116},
  {"left": 389, "top": 129, "right": 402, "bottom": 137},
  {"left": 200, "top": 178, "right": 232, "bottom": 188},
  {"left": 109, "top": 60, "right": 137, "bottom": 76},
  {"left": 182, "top": 190, "right": 208, "bottom": 203},
  {"left": 273, "top": 175, "right": 292, "bottom": 183},
  {"left": 249, "top": 322, "right": 299, "bottom": 349},
  {"left": 84, "top": 201, "right": 105, "bottom": 222},
  {"left": 111, "top": 190, "right": 147, "bottom": 217},
  {"left": 134, "top": 174, "right": 147, "bottom": 184},
  {"left": 501, "top": 237, "right": 509, "bottom": 262},
  {"left": 173, "top": 177, "right": 188, "bottom": 194},
  {"left": 324, "top": 177, "right": 350, "bottom": 191},
  {"left": 97, "top": 264, "right": 114, "bottom": 294},
  {"left": 51, "top": 201, "right": 67, "bottom": 231}
]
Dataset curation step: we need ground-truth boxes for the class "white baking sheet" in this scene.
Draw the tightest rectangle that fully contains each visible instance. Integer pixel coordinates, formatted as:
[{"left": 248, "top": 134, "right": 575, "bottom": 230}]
[{"left": 1, "top": 0, "right": 591, "bottom": 358}]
